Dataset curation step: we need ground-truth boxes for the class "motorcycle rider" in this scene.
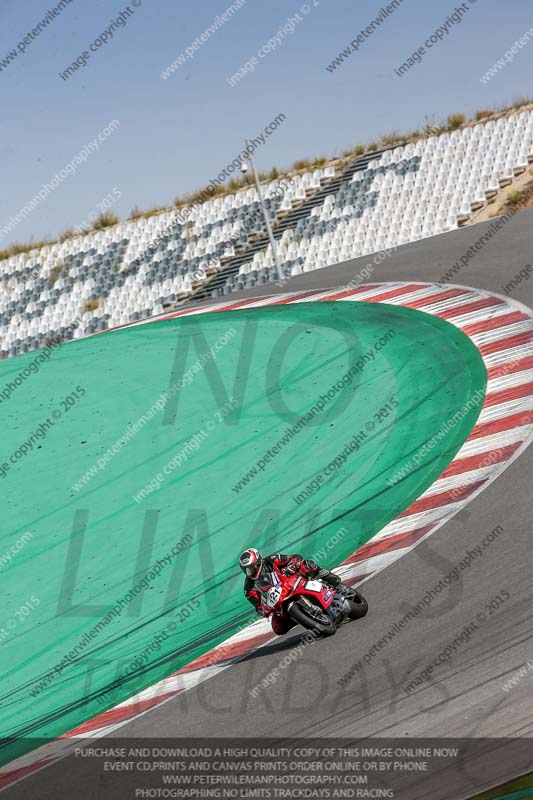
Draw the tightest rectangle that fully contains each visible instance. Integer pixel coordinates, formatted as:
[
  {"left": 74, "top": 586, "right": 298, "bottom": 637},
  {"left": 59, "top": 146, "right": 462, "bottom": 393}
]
[{"left": 239, "top": 548, "right": 341, "bottom": 635}]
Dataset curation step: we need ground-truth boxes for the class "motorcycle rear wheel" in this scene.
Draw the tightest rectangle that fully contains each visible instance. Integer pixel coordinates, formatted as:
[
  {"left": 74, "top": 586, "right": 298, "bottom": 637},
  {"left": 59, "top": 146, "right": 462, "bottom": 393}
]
[{"left": 288, "top": 600, "right": 337, "bottom": 636}]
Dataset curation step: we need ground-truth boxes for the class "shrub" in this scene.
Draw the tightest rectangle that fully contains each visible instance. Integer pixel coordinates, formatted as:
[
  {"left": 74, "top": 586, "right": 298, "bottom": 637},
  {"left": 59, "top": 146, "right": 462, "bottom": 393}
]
[
  {"left": 509, "top": 95, "right": 533, "bottom": 111},
  {"left": 0, "top": 240, "right": 49, "bottom": 261},
  {"left": 186, "top": 187, "right": 213, "bottom": 205},
  {"left": 507, "top": 191, "right": 523, "bottom": 206},
  {"left": 49, "top": 264, "right": 63, "bottom": 284},
  {"left": 475, "top": 109, "right": 493, "bottom": 121},
  {"left": 292, "top": 158, "right": 312, "bottom": 171},
  {"left": 144, "top": 205, "right": 166, "bottom": 218},
  {"left": 424, "top": 120, "right": 445, "bottom": 137},
  {"left": 381, "top": 131, "right": 402, "bottom": 146},
  {"left": 268, "top": 166, "right": 280, "bottom": 179},
  {"left": 92, "top": 212, "right": 120, "bottom": 230},
  {"left": 423, "top": 115, "right": 447, "bottom": 137},
  {"left": 367, "top": 140, "right": 379, "bottom": 152},
  {"left": 313, "top": 155, "right": 328, "bottom": 166},
  {"left": 16, "top": 240, "right": 49, "bottom": 255},
  {"left": 129, "top": 206, "right": 144, "bottom": 219},
  {"left": 353, "top": 144, "right": 365, "bottom": 156},
  {"left": 447, "top": 113, "right": 466, "bottom": 129}
]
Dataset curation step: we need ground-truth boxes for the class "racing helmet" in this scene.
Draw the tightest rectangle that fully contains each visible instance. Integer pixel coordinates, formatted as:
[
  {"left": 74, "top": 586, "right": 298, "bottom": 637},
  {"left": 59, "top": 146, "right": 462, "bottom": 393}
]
[{"left": 239, "top": 548, "right": 263, "bottom": 579}]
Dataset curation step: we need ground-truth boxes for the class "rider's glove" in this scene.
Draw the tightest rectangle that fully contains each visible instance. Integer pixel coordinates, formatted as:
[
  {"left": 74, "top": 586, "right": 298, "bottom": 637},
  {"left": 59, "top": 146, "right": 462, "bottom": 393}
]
[
  {"left": 284, "top": 557, "right": 302, "bottom": 575},
  {"left": 255, "top": 607, "right": 267, "bottom": 617}
]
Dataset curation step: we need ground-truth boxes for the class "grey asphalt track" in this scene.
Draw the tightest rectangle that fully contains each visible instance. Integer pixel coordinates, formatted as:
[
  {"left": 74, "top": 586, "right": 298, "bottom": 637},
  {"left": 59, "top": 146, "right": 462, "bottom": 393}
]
[{"left": 6, "top": 209, "right": 533, "bottom": 800}]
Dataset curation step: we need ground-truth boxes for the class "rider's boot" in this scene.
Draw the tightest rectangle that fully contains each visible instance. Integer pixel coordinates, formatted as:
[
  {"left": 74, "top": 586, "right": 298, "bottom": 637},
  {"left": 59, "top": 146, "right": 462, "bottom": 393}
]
[{"left": 317, "top": 568, "right": 341, "bottom": 588}]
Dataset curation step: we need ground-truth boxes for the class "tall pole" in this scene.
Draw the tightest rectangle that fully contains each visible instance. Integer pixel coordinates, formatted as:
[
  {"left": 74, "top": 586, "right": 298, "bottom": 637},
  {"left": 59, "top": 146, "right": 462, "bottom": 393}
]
[{"left": 244, "top": 139, "right": 282, "bottom": 276}]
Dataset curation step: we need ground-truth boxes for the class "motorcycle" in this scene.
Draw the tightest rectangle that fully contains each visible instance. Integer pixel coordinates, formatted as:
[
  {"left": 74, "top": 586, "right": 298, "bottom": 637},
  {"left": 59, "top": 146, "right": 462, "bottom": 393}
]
[{"left": 256, "top": 566, "right": 368, "bottom": 637}]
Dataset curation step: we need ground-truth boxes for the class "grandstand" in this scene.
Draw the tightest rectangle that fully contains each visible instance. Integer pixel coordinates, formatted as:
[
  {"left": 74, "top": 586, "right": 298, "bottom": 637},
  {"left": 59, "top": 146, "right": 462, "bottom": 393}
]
[{"left": 0, "top": 108, "right": 532, "bottom": 359}]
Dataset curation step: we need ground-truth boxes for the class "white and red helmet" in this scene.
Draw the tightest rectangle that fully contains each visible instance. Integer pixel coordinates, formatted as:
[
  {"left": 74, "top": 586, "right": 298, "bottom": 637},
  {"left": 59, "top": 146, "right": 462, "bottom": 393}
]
[{"left": 239, "top": 548, "right": 263, "bottom": 579}]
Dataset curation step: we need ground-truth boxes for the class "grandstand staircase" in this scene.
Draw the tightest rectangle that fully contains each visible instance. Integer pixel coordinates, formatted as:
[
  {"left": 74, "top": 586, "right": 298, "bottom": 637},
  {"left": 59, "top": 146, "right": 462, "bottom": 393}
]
[{"left": 187, "top": 150, "right": 386, "bottom": 303}]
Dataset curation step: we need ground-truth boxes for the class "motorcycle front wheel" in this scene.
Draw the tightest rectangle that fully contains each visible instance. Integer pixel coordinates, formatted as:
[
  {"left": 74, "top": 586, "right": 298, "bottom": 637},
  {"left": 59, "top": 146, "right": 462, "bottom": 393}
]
[
  {"left": 288, "top": 600, "right": 337, "bottom": 637},
  {"left": 344, "top": 589, "right": 368, "bottom": 620}
]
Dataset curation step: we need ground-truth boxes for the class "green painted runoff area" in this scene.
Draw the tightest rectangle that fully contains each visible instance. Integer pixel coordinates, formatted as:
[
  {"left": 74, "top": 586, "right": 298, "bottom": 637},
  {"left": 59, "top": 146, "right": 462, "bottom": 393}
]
[{"left": 0, "top": 301, "right": 486, "bottom": 765}]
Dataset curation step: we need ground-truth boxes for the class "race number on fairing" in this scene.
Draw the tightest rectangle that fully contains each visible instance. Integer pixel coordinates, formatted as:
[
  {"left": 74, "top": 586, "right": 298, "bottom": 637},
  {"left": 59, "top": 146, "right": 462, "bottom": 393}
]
[{"left": 265, "top": 583, "right": 283, "bottom": 607}]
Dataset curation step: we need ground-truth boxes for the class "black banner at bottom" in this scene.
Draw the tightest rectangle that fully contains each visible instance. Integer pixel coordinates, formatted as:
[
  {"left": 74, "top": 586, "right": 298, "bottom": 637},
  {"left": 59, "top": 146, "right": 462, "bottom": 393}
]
[{"left": 1, "top": 738, "right": 533, "bottom": 800}]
